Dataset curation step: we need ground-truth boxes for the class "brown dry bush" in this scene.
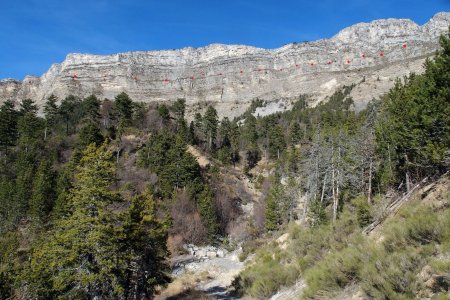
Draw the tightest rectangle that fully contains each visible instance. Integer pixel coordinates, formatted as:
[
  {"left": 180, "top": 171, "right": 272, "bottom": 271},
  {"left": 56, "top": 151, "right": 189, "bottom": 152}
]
[
  {"left": 169, "top": 191, "right": 208, "bottom": 247},
  {"left": 213, "top": 190, "right": 241, "bottom": 235}
]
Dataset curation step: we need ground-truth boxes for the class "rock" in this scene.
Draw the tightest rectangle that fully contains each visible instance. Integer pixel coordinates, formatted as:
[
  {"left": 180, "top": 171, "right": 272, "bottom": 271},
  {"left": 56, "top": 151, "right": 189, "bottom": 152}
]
[
  {"left": 1, "top": 13, "right": 449, "bottom": 118},
  {"left": 276, "top": 233, "right": 290, "bottom": 250},
  {"left": 416, "top": 265, "right": 450, "bottom": 298},
  {"left": 206, "top": 251, "right": 217, "bottom": 258},
  {"left": 196, "top": 249, "right": 207, "bottom": 258},
  {"left": 351, "top": 290, "right": 368, "bottom": 300},
  {"left": 216, "top": 249, "right": 225, "bottom": 258}
]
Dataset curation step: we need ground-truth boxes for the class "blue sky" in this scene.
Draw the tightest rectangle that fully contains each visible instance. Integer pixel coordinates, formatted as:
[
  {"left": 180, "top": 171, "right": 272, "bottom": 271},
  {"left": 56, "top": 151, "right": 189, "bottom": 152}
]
[{"left": 0, "top": 0, "right": 449, "bottom": 79}]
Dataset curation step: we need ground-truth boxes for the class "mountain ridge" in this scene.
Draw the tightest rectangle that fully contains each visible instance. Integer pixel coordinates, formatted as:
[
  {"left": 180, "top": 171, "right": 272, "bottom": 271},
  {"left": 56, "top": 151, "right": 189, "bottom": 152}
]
[{"left": 1, "top": 12, "right": 449, "bottom": 117}]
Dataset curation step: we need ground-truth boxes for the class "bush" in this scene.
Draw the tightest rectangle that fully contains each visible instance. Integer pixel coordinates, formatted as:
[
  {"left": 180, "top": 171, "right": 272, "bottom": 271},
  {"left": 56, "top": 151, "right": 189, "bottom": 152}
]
[
  {"left": 303, "top": 245, "right": 364, "bottom": 298},
  {"left": 235, "top": 248, "right": 300, "bottom": 298},
  {"left": 235, "top": 187, "right": 450, "bottom": 299},
  {"left": 169, "top": 191, "right": 208, "bottom": 246},
  {"left": 352, "top": 195, "right": 374, "bottom": 227}
]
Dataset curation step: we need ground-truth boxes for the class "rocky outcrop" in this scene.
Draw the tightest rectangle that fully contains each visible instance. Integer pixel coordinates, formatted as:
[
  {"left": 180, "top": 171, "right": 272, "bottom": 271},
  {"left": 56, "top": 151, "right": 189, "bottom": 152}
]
[{"left": 1, "top": 12, "right": 449, "bottom": 117}]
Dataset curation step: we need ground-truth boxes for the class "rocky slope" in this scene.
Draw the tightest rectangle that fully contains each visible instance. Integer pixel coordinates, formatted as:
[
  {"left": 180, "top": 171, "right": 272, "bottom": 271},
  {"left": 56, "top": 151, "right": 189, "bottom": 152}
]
[{"left": 1, "top": 12, "right": 449, "bottom": 117}]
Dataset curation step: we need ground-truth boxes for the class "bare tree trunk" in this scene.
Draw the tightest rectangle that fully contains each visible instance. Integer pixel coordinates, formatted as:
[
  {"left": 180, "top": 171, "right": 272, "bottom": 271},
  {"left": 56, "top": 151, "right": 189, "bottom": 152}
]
[
  {"left": 320, "top": 173, "right": 327, "bottom": 203},
  {"left": 117, "top": 138, "right": 121, "bottom": 164},
  {"left": 388, "top": 143, "right": 393, "bottom": 174},
  {"left": 405, "top": 153, "right": 411, "bottom": 192},
  {"left": 209, "top": 134, "right": 212, "bottom": 151},
  {"left": 44, "top": 126, "right": 47, "bottom": 140},
  {"left": 303, "top": 192, "right": 308, "bottom": 219},
  {"left": 406, "top": 171, "right": 411, "bottom": 193},
  {"left": 331, "top": 143, "right": 337, "bottom": 223},
  {"left": 314, "top": 156, "right": 319, "bottom": 200},
  {"left": 367, "top": 158, "right": 373, "bottom": 204}
]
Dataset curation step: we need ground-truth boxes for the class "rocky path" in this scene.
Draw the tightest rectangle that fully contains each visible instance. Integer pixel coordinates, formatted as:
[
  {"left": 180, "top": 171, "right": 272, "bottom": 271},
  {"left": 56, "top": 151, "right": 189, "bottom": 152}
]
[
  {"left": 158, "top": 247, "right": 245, "bottom": 299},
  {"left": 176, "top": 248, "right": 244, "bottom": 299}
]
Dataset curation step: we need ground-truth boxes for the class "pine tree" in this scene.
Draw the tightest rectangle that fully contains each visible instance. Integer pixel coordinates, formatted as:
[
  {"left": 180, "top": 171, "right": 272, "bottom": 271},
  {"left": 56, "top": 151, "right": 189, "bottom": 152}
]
[
  {"left": 43, "top": 94, "right": 59, "bottom": 139},
  {"left": 83, "top": 94, "right": 101, "bottom": 123},
  {"left": 376, "top": 32, "right": 450, "bottom": 186},
  {"left": 0, "top": 100, "right": 18, "bottom": 155},
  {"left": 17, "top": 106, "right": 44, "bottom": 152},
  {"left": 121, "top": 190, "right": 170, "bottom": 298},
  {"left": 197, "top": 185, "right": 219, "bottom": 239},
  {"left": 78, "top": 122, "right": 104, "bottom": 148},
  {"left": 171, "top": 98, "right": 186, "bottom": 123},
  {"left": 288, "top": 121, "right": 302, "bottom": 145},
  {"left": 115, "top": 92, "right": 134, "bottom": 127},
  {"left": 52, "top": 150, "right": 82, "bottom": 218},
  {"left": 157, "top": 104, "right": 170, "bottom": 127},
  {"left": 59, "top": 95, "right": 82, "bottom": 135},
  {"left": 23, "top": 144, "right": 126, "bottom": 298},
  {"left": 203, "top": 106, "right": 219, "bottom": 151},
  {"left": 265, "top": 184, "right": 282, "bottom": 231},
  {"left": 268, "top": 125, "right": 286, "bottom": 159},
  {"left": 244, "top": 114, "right": 258, "bottom": 147},
  {"left": 19, "top": 99, "right": 37, "bottom": 116},
  {"left": 29, "top": 160, "right": 56, "bottom": 226}
]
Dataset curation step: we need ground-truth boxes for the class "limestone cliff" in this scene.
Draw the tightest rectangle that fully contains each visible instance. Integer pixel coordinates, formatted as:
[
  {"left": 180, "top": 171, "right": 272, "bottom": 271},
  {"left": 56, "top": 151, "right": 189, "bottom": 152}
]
[{"left": 1, "top": 12, "right": 449, "bottom": 117}]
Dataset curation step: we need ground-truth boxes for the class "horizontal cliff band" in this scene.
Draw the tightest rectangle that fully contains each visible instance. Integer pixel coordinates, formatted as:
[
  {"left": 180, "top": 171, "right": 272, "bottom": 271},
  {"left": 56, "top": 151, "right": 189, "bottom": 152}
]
[{"left": 114, "top": 43, "right": 410, "bottom": 83}]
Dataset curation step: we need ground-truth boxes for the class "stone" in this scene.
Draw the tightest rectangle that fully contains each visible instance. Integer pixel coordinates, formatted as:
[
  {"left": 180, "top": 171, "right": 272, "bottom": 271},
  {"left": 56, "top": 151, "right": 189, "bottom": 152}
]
[
  {"left": 1, "top": 13, "right": 449, "bottom": 119},
  {"left": 216, "top": 249, "right": 225, "bottom": 258},
  {"left": 196, "top": 249, "right": 206, "bottom": 258},
  {"left": 206, "top": 251, "right": 217, "bottom": 258}
]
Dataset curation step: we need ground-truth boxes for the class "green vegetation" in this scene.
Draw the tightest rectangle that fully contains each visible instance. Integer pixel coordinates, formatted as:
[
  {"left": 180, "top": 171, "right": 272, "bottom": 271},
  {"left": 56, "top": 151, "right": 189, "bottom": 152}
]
[
  {"left": 234, "top": 31, "right": 450, "bottom": 298},
  {"left": 235, "top": 192, "right": 450, "bottom": 299},
  {"left": 0, "top": 25, "right": 447, "bottom": 300}
]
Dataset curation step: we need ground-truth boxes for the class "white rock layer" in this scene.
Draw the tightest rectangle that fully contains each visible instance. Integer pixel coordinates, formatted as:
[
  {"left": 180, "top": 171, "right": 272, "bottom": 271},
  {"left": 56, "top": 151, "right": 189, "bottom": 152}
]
[{"left": 1, "top": 12, "right": 449, "bottom": 117}]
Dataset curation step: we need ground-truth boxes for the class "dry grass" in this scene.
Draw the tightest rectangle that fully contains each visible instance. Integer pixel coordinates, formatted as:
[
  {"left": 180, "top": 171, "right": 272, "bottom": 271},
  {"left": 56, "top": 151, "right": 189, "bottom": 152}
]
[{"left": 155, "top": 272, "right": 211, "bottom": 300}]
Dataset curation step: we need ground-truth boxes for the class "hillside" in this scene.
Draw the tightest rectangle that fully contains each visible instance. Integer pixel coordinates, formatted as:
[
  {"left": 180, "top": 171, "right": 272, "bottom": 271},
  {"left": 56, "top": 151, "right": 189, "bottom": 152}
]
[
  {"left": 236, "top": 174, "right": 450, "bottom": 299},
  {"left": 0, "top": 12, "right": 448, "bottom": 300}
]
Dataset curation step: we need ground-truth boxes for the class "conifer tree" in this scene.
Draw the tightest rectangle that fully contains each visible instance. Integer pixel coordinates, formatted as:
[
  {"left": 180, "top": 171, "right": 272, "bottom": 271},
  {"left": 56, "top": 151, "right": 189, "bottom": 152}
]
[
  {"left": 59, "top": 95, "right": 82, "bottom": 135},
  {"left": 121, "top": 190, "right": 170, "bottom": 298},
  {"left": 268, "top": 124, "right": 286, "bottom": 159},
  {"left": 0, "top": 100, "right": 18, "bottom": 155},
  {"left": 157, "top": 103, "right": 170, "bottom": 128},
  {"left": 115, "top": 92, "right": 134, "bottom": 128},
  {"left": 29, "top": 160, "right": 56, "bottom": 226},
  {"left": 23, "top": 144, "right": 126, "bottom": 298},
  {"left": 197, "top": 185, "right": 219, "bottom": 239},
  {"left": 203, "top": 106, "right": 219, "bottom": 151},
  {"left": 83, "top": 94, "right": 101, "bottom": 123},
  {"left": 376, "top": 32, "right": 450, "bottom": 186},
  {"left": 18, "top": 99, "right": 37, "bottom": 116},
  {"left": 43, "top": 94, "right": 59, "bottom": 139},
  {"left": 265, "top": 183, "right": 282, "bottom": 231}
]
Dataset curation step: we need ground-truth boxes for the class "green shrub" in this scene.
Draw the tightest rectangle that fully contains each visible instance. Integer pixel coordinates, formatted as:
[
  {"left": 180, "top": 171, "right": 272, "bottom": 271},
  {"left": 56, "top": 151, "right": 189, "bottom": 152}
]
[
  {"left": 360, "top": 247, "right": 423, "bottom": 299},
  {"left": 235, "top": 249, "right": 300, "bottom": 298},
  {"left": 239, "top": 238, "right": 267, "bottom": 262},
  {"left": 352, "top": 195, "right": 374, "bottom": 227},
  {"left": 302, "top": 244, "right": 364, "bottom": 298},
  {"left": 236, "top": 187, "right": 450, "bottom": 299}
]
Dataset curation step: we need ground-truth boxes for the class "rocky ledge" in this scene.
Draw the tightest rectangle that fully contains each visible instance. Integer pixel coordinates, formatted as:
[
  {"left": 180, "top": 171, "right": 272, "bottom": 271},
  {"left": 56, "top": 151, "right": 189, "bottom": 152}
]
[{"left": 1, "top": 12, "right": 449, "bottom": 117}]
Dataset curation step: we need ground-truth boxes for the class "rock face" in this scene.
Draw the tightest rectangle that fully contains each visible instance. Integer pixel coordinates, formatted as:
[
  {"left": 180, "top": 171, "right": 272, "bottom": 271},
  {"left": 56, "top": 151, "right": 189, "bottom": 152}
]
[{"left": 1, "top": 12, "right": 449, "bottom": 117}]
